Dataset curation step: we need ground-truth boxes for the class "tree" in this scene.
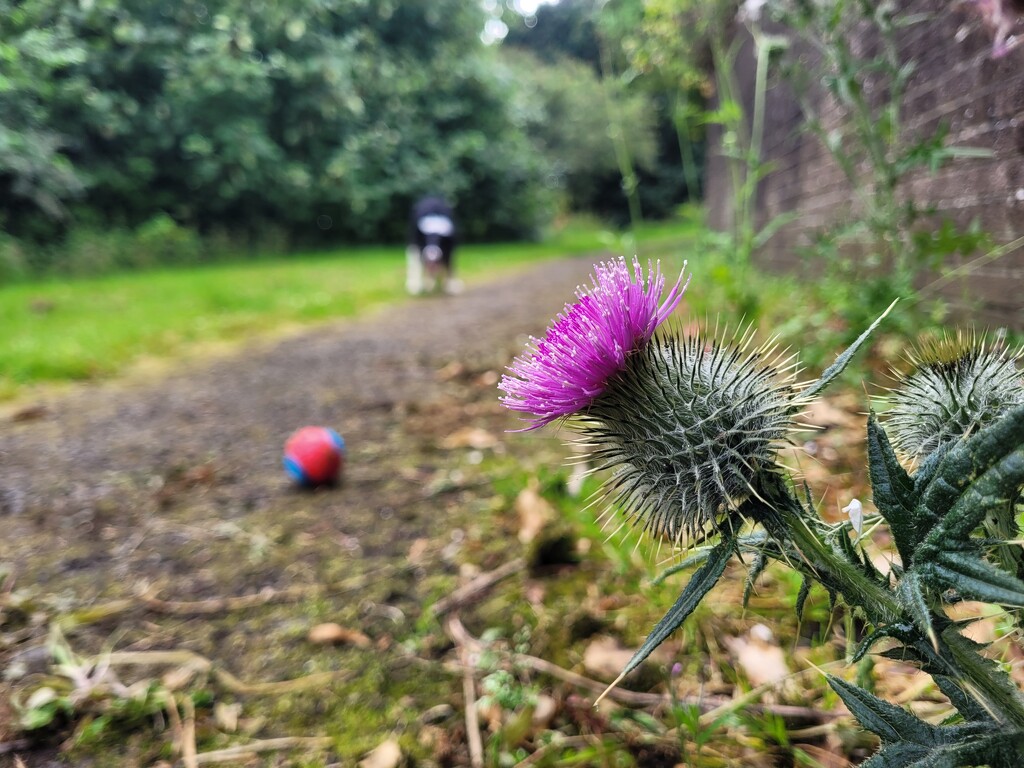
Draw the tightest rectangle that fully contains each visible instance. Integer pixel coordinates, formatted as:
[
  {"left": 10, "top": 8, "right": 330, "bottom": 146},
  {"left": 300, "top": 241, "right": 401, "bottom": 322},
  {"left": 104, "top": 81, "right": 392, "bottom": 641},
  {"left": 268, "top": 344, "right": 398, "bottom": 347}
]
[{"left": 0, "top": 0, "right": 551, "bottom": 258}]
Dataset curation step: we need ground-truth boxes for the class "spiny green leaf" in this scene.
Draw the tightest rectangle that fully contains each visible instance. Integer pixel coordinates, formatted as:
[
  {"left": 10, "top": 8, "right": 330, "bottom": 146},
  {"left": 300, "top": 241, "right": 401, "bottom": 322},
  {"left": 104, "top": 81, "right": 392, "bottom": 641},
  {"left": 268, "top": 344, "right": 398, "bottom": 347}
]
[
  {"left": 829, "top": 676, "right": 1001, "bottom": 768},
  {"left": 897, "top": 571, "right": 937, "bottom": 649},
  {"left": 802, "top": 299, "right": 897, "bottom": 402},
  {"left": 934, "top": 730, "right": 1024, "bottom": 768},
  {"left": 933, "top": 675, "right": 994, "bottom": 724},
  {"left": 942, "top": 628, "right": 1024, "bottom": 729},
  {"left": 868, "top": 413, "right": 919, "bottom": 566},
  {"left": 912, "top": 442, "right": 953, "bottom": 498},
  {"left": 828, "top": 674, "right": 939, "bottom": 744},
  {"left": 795, "top": 576, "right": 812, "bottom": 622},
  {"left": 853, "top": 624, "right": 914, "bottom": 664},
  {"left": 919, "top": 552, "right": 1024, "bottom": 607},
  {"left": 860, "top": 733, "right": 1024, "bottom": 768},
  {"left": 917, "top": 404, "right": 1024, "bottom": 556},
  {"left": 599, "top": 530, "right": 735, "bottom": 702},
  {"left": 651, "top": 548, "right": 712, "bottom": 586},
  {"left": 859, "top": 742, "right": 931, "bottom": 768},
  {"left": 742, "top": 551, "right": 768, "bottom": 608},
  {"left": 865, "top": 730, "right": 1024, "bottom": 768}
]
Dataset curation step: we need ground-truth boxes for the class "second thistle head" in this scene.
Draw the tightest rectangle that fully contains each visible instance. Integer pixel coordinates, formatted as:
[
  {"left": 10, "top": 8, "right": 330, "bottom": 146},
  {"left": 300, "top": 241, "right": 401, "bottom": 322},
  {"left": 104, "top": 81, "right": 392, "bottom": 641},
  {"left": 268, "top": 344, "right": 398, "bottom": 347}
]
[
  {"left": 882, "top": 331, "right": 1024, "bottom": 464},
  {"left": 499, "top": 259, "right": 800, "bottom": 547}
]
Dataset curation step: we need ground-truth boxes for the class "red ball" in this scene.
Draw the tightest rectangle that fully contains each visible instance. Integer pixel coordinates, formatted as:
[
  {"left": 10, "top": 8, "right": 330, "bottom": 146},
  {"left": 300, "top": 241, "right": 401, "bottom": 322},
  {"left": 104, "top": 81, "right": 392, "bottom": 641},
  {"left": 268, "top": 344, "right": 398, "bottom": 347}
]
[{"left": 283, "top": 426, "right": 345, "bottom": 486}]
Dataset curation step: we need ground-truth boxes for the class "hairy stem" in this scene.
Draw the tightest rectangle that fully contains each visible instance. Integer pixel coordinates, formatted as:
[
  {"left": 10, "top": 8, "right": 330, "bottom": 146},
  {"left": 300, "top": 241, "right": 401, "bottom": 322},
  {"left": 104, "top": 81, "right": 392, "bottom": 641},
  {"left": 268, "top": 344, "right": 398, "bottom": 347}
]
[{"left": 749, "top": 473, "right": 1024, "bottom": 726}]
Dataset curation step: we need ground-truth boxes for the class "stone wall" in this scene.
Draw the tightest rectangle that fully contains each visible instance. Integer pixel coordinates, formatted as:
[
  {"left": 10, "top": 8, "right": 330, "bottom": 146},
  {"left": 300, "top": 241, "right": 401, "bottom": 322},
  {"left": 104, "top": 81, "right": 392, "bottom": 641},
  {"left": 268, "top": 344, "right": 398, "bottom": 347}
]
[{"left": 704, "top": 1, "right": 1024, "bottom": 329}]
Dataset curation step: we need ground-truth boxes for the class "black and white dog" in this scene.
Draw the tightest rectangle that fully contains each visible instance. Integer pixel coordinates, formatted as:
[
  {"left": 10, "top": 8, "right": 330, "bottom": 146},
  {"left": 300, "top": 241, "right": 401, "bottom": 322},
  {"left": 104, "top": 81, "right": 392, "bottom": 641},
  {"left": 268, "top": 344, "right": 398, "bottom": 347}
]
[{"left": 406, "top": 196, "right": 460, "bottom": 295}]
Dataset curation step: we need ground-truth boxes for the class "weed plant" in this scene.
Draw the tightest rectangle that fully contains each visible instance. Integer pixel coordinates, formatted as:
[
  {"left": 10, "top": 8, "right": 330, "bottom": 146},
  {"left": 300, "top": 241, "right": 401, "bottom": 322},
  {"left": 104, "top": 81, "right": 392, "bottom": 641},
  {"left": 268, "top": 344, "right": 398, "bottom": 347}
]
[{"left": 502, "top": 257, "right": 1024, "bottom": 766}]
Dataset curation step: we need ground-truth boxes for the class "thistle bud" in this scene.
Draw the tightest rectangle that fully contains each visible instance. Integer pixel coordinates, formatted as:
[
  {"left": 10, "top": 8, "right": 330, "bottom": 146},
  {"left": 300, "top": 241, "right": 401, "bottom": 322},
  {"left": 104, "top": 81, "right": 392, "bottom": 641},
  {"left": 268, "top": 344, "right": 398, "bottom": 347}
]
[
  {"left": 883, "top": 332, "right": 1024, "bottom": 464},
  {"left": 582, "top": 328, "right": 798, "bottom": 544}
]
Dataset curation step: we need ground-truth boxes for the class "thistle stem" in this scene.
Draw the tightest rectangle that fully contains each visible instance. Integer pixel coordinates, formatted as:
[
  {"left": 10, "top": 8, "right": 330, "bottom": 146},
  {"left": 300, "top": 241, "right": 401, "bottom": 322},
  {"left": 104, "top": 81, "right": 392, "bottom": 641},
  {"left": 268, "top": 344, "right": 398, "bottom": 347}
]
[
  {"left": 748, "top": 475, "right": 902, "bottom": 624},
  {"left": 752, "top": 474, "right": 1024, "bottom": 727}
]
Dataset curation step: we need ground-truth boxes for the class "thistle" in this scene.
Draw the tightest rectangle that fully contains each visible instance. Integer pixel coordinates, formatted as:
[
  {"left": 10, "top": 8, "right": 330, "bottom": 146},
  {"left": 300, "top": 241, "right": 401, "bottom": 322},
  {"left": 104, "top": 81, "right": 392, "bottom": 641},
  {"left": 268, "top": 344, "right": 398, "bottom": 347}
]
[
  {"left": 501, "top": 271, "right": 1024, "bottom": 759},
  {"left": 500, "top": 259, "right": 799, "bottom": 545},
  {"left": 883, "top": 331, "right": 1024, "bottom": 464}
]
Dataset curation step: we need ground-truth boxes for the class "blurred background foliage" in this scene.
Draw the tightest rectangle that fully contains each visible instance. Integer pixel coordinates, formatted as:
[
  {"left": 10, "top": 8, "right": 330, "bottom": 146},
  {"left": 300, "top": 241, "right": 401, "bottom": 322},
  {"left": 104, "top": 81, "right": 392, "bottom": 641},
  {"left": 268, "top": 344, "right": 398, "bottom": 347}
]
[{"left": 0, "top": 0, "right": 704, "bottom": 278}]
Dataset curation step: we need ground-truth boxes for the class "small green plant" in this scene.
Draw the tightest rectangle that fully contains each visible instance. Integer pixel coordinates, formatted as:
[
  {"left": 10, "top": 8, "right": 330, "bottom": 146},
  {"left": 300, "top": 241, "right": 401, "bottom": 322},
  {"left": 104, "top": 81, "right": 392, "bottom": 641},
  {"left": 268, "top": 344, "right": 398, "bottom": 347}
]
[
  {"left": 12, "top": 625, "right": 175, "bottom": 745},
  {"left": 699, "top": 3, "right": 793, "bottom": 320},
  {"left": 501, "top": 257, "right": 1024, "bottom": 766}
]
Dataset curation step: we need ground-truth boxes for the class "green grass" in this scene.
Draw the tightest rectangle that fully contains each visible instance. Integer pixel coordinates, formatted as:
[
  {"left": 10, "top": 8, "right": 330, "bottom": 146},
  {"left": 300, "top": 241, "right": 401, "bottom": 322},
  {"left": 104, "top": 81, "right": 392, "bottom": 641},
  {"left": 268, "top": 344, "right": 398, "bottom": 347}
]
[{"left": 0, "top": 217, "right": 702, "bottom": 401}]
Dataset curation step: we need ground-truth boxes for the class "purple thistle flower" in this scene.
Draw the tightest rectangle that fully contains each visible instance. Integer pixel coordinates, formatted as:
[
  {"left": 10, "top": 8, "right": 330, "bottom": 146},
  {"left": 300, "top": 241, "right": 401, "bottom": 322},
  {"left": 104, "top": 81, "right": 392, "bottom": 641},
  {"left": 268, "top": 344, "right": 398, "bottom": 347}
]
[{"left": 499, "top": 257, "right": 689, "bottom": 429}]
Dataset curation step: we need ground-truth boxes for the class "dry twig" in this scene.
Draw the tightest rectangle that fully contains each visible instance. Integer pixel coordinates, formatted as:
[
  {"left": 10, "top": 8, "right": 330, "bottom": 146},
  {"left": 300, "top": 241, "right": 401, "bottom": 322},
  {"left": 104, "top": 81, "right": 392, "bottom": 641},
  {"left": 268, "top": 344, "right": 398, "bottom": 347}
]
[
  {"left": 180, "top": 694, "right": 198, "bottom": 768},
  {"left": 443, "top": 615, "right": 843, "bottom": 724},
  {"left": 432, "top": 558, "right": 525, "bottom": 618},
  {"left": 191, "top": 736, "right": 333, "bottom": 765},
  {"left": 445, "top": 616, "right": 485, "bottom": 768},
  {"left": 106, "top": 650, "right": 355, "bottom": 695}
]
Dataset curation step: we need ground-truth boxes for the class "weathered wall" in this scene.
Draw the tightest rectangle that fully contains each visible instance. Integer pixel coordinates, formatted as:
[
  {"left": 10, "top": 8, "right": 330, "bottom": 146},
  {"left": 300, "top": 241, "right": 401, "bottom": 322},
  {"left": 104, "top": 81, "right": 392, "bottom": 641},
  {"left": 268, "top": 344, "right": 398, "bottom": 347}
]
[{"left": 705, "top": 1, "right": 1024, "bottom": 329}]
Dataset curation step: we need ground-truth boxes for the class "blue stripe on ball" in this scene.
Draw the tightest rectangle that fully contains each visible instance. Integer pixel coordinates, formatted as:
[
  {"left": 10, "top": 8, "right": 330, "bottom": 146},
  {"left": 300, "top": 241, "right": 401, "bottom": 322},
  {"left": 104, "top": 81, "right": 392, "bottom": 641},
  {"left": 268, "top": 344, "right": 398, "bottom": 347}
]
[
  {"left": 283, "top": 456, "right": 309, "bottom": 485},
  {"left": 326, "top": 429, "right": 345, "bottom": 453}
]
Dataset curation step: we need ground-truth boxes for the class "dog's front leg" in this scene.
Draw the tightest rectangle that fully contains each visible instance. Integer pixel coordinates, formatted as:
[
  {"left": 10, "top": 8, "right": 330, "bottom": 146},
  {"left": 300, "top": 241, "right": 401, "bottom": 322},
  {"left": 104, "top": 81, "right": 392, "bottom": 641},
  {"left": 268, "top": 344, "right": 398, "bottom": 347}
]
[{"left": 406, "top": 246, "right": 424, "bottom": 295}]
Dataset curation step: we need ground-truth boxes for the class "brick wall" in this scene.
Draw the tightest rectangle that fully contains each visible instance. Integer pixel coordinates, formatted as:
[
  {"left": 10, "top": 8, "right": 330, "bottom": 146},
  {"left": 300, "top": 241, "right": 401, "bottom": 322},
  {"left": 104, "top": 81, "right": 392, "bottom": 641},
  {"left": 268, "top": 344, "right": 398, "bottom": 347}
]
[{"left": 704, "top": 1, "right": 1024, "bottom": 329}]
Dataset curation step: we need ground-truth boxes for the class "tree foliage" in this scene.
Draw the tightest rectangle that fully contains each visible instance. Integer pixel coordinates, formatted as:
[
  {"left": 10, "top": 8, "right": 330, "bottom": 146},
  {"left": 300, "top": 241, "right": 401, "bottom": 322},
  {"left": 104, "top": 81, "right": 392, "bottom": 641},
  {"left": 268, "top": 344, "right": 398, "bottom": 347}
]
[
  {"left": 502, "top": 49, "right": 657, "bottom": 219},
  {"left": 501, "top": 0, "right": 694, "bottom": 223},
  {"left": 0, "top": 0, "right": 550, "bottom": 255}
]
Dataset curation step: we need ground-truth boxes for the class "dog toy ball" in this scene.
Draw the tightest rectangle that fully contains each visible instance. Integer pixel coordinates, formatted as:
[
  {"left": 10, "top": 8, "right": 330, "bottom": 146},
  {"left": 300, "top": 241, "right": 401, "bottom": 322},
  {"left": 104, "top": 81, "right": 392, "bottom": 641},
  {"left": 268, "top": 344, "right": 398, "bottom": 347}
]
[{"left": 283, "top": 426, "right": 345, "bottom": 486}]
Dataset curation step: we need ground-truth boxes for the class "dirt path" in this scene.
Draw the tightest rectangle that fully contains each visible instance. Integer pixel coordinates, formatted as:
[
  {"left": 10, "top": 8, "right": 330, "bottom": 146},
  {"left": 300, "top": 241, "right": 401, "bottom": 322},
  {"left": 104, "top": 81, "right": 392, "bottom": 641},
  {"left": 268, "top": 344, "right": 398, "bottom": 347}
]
[{"left": 0, "top": 255, "right": 599, "bottom": 764}]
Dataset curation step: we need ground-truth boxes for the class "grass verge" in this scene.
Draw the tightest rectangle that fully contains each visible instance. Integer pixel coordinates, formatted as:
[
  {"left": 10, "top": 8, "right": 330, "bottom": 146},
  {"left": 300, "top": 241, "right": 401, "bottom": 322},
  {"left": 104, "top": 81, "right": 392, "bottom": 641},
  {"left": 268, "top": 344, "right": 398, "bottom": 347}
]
[{"left": 0, "top": 217, "right": 701, "bottom": 403}]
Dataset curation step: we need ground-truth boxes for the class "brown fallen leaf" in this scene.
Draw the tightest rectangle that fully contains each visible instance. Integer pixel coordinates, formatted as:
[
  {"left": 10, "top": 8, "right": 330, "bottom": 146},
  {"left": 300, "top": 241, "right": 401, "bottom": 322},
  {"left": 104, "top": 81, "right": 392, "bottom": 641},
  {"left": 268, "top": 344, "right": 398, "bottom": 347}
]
[
  {"left": 515, "top": 485, "right": 556, "bottom": 544},
  {"left": 724, "top": 624, "right": 791, "bottom": 689},
  {"left": 945, "top": 601, "right": 999, "bottom": 645},
  {"left": 9, "top": 404, "right": 49, "bottom": 423},
  {"left": 407, "top": 538, "right": 430, "bottom": 564},
  {"left": 475, "top": 370, "right": 500, "bottom": 387},
  {"left": 359, "top": 738, "right": 403, "bottom": 768},
  {"left": 307, "top": 622, "right": 372, "bottom": 648},
  {"left": 214, "top": 701, "right": 242, "bottom": 732},
  {"left": 582, "top": 636, "right": 638, "bottom": 681},
  {"left": 440, "top": 427, "right": 499, "bottom": 450}
]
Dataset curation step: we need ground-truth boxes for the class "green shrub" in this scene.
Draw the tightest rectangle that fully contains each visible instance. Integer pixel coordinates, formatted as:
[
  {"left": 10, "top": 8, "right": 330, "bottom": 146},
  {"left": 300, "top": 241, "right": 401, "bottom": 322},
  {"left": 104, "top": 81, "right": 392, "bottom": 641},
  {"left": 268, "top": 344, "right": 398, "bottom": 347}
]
[{"left": 132, "top": 214, "right": 203, "bottom": 268}]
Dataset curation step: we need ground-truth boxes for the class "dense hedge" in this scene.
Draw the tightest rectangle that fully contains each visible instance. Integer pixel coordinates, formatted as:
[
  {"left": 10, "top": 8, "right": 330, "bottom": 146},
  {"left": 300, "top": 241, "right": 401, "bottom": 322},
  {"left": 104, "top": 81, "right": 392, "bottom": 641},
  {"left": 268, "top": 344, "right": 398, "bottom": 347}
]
[{"left": 0, "top": 0, "right": 553, "bottom": 266}]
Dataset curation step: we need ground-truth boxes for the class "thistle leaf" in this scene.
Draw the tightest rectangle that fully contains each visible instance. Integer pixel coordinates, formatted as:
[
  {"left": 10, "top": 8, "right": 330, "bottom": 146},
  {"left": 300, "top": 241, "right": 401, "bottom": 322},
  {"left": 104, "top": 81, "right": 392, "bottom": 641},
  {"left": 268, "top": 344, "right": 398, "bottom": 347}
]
[
  {"left": 742, "top": 551, "right": 768, "bottom": 608},
  {"left": 597, "top": 530, "right": 735, "bottom": 704},
  {"left": 916, "top": 404, "right": 1024, "bottom": 558},
  {"left": 827, "top": 674, "right": 945, "bottom": 744},
  {"left": 933, "top": 675, "right": 995, "bottom": 724},
  {"left": 867, "top": 413, "right": 919, "bottom": 566},
  {"left": 802, "top": 299, "right": 897, "bottom": 402},
  {"left": 651, "top": 548, "right": 713, "bottom": 587},
  {"left": 942, "top": 629, "right": 1024, "bottom": 728},
  {"left": 795, "top": 576, "right": 811, "bottom": 622},
  {"left": 828, "top": 675, "right": 1003, "bottom": 767},
  {"left": 912, "top": 442, "right": 953, "bottom": 499},
  {"left": 853, "top": 624, "right": 915, "bottom": 664},
  {"left": 918, "top": 552, "right": 1024, "bottom": 607},
  {"left": 933, "top": 730, "right": 1024, "bottom": 768},
  {"left": 860, "top": 733, "right": 1024, "bottom": 768},
  {"left": 896, "top": 571, "right": 938, "bottom": 649}
]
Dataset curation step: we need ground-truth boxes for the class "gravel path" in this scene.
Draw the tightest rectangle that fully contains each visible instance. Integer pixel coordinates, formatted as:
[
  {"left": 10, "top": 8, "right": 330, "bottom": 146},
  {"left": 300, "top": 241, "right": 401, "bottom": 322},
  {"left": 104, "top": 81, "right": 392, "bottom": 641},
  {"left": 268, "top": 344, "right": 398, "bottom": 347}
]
[{"left": 1, "top": 255, "right": 596, "bottom": 593}]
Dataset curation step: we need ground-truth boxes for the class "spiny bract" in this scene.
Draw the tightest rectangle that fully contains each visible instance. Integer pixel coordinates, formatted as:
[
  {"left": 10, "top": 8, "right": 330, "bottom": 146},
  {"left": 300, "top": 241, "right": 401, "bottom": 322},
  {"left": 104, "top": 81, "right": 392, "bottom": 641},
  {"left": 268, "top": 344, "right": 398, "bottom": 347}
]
[
  {"left": 883, "top": 332, "right": 1024, "bottom": 463},
  {"left": 580, "top": 326, "right": 799, "bottom": 546}
]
